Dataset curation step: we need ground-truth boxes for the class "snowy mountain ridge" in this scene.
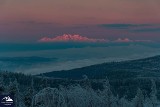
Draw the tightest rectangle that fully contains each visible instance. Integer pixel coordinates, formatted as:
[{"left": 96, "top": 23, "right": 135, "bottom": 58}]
[{"left": 39, "top": 34, "right": 108, "bottom": 42}]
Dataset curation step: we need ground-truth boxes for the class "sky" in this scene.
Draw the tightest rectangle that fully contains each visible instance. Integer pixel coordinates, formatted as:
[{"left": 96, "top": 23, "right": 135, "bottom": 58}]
[{"left": 0, "top": 0, "right": 160, "bottom": 42}]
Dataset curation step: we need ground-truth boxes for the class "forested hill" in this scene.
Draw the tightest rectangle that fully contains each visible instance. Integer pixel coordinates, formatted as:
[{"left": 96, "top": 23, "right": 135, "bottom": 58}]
[{"left": 40, "top": 55, "right": 160, "bottom": 80}]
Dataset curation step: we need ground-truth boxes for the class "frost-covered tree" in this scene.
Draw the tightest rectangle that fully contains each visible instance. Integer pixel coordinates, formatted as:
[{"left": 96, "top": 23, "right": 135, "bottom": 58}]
[
  {"left": 24, "top": 78, "right": 35, "bottom": 107},
  {"left": 144, "top": 95, "right": 153, "bottom": 107},
  {"left": 59, "top": 85, "right": 71, "bottom": 107},
  {"left": 32, "top": 87, "right": 66, "bottom": 107},
  {"left": 64, "top": 84, "right": 102, "bottom": 107},
  {"left": 132, "top": 88, "right": 144, "bottom": 107},
  {"left": 82, "top": 75, "right": 91, "bottom": 89},
  {"left": 8, "top": 79, "right": 20, "bottom": 107},
  {"left": 100, "top": 77, "right": 114, "bottom": 107},
  {"left": 150, "top": 79, "right": 158, "bottom": 107},
  {"left": 66, "top": 85, "right": 90, "bottom": 107},
  {"left": 118, "top": 96, "right": 131, "bottom": 107},
  {"left": 110, "top": 95, "right": 119, "bottom": 107}
]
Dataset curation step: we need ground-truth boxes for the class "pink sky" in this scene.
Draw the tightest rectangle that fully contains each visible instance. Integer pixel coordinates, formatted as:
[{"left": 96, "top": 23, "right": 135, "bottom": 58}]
[
  {"left": 0, "top": 0, "right": 160, "bottom": 42},
  {"left": 1, "top": 0, "right": 160, "bottom": 24}
]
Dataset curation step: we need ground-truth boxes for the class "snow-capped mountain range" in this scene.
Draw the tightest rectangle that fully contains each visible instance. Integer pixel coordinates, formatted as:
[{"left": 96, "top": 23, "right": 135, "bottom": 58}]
[
  {"left": 38, "top": 34, "right": 152, "bottom": 43},
  {"left": 39, "top": 34, "right": 108, "bottom": 42}
]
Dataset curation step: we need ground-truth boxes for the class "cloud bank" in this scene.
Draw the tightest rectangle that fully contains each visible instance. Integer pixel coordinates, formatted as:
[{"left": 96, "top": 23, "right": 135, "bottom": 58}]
[{"left": 39, "top": 34, "right": 108, "bottom": 43}]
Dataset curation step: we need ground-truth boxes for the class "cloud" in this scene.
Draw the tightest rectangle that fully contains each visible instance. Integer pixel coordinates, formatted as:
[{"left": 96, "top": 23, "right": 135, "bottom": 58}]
[
  {"left": 114, "top": 38, "right": 152, "bottom": 43},
  {"left": 16, "top": 20, "right": 56, "bottom": 25},
  {"left": 0, "top": 20, "right": 58, "bottom": 27},
  {"left": 38, "top": 34, "right": 108, "bottom": 43},
  {"left": 99, "top": 24, "right": 151, "bottom": 29},
  {"left": 99, "top": 23, "right": 160, "bottom": 33},
  {"left": 132, "top": 28, "right": 160, "bottom": 33},
  {"left": 134, "top": 40, "right": 153, "bottom": 42}
]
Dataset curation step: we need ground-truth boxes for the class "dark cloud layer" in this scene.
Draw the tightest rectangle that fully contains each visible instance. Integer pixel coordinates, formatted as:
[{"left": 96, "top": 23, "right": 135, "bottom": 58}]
[
  {"left": 98, "top": 23, "right": 160, "bottom": 34},
  {"left": 132, "top": 28, "right": 160, "bottom": 33},
  {"left": 99, "top": 24, "right": 152, "bottom": 29}
]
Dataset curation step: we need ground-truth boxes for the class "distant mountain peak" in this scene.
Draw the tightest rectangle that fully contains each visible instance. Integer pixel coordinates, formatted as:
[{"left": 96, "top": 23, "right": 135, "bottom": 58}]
[{"left": 39, "top": 34, "right": 108, "bottom": 42}]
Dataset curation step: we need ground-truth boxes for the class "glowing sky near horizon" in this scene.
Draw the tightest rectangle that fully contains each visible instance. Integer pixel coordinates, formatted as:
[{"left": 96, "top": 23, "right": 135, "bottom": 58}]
[{"left": 0, "top": 0, "right": 160, "bottom": 42}]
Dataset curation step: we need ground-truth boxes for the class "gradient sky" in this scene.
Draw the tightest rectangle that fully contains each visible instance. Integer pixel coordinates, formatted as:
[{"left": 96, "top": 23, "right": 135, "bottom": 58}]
[{"left": 1, "top": 0, "right": 160, "bottom": 42}]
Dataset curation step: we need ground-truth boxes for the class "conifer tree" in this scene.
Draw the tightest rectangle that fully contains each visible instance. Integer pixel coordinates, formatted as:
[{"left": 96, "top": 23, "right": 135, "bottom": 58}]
[
  {"left": 0, "top": 75, "right": 5, "bottom": 94},
  {"left": 24, "top": 78, "right": 35, "bottom": 107},
  {"left": 8, "top": 79, "right": 20, "bottom": 107}
]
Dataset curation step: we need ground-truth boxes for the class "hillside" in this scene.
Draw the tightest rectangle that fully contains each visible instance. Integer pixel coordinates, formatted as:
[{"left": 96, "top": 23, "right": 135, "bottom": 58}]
[{"left": 41, "top": 55, "right": 160, "bottom": 80}]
